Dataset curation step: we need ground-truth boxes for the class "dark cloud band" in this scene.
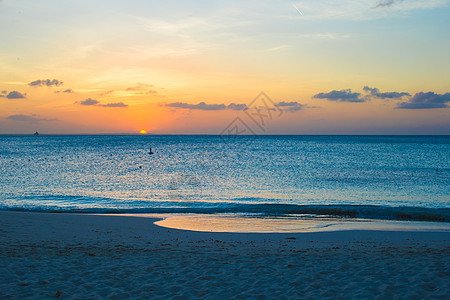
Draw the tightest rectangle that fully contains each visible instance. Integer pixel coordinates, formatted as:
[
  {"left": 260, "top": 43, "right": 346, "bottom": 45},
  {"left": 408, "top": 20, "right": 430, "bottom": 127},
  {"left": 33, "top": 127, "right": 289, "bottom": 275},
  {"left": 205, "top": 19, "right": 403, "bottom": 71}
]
[
  {"left": 101, "top": 102, "right": 128, "bottom": 108},
  {"left": 313, "top": 89, "right": 364, "bottom": 102},
  {"left": 363, "top": 86, "right": 410, "bottom": 99},
  {"left": 163, "top": 101, "right": 306, "bottom": 112},
  {"left": 396, "top": 92, "right": 450, "bottom": 109},
  {"left": 7, "top": 114, "right": 56, "bottom": 122},
  {"left": 277, "top": 101, "right": 305, "bottom": 112},
  {"left": 165, "top": 102, "right": 248, "bottom": 111},
  {"left": 77, "top": 98, "right": 128, "bottom": 108},
  {"left": 166, "top": 102, "right": 227, "bottom": 111}
]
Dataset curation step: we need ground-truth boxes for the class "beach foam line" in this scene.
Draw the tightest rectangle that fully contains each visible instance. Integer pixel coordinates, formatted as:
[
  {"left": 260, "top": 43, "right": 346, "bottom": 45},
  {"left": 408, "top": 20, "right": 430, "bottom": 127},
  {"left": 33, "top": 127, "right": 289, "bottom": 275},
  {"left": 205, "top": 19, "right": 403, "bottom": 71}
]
[
  {"left": 1, "top": 211, "right": 449, "bottom": 299},
  {"left": 2, "top": 203, "right": 450, "bottom": 222}
]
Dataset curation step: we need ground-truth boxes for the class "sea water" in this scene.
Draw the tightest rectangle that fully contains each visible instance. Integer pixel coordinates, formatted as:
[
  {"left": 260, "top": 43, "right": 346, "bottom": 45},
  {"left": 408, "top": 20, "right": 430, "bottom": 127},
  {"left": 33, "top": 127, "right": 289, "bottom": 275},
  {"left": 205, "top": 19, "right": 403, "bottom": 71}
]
[{"left": 0, "top": 135, "right": 449, "bottom": 230}]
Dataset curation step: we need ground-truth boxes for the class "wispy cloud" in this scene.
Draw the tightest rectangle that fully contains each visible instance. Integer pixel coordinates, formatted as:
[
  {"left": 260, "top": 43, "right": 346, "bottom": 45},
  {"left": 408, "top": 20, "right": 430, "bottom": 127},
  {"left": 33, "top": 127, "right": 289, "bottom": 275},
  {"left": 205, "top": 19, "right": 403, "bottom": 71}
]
[
  {"left": 101, "top": 102, "right": 128, "bottom": 108},
  {"left": 126, "top": 84, "right": 152, "bottom": 91},
  {"left": 293, "top": 0, "right": 448, "bottom": 20},
  {"left": 396, "top": 92, "right": 450, "bottom": 109},
  {"left": 125, "top": 83, "right": 157, "bottom": 95},
  {"left": 54, "top": 89, "right": 75, "bottom": 94},
  {"left": 267, "top": 45, "right": 289, "bottom": 51},
  {"left": 296, "top": 33, "right": 351, "bottom": 39},
  {"left": 99, "top": 90, "right": 114, "bottom": 96},
  {"left": 120, "top": 14, "right": 222, "bottom": 57},
  {"left": 1, "top": 81, "right": 26, "bottom": 85},
  {"left": 373, "top": 0, "right": 403, "bottom": 9},
  {"left": 7, "top": 114, "right": 56, "bottom": 122}
]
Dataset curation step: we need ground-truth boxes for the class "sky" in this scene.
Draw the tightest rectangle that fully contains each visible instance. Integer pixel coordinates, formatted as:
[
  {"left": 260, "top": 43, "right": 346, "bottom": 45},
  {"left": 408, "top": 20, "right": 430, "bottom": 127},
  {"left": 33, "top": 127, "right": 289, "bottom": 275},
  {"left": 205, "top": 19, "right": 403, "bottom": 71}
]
[{"left": 0, "top": 0, "right": 449, "bottom": 134}]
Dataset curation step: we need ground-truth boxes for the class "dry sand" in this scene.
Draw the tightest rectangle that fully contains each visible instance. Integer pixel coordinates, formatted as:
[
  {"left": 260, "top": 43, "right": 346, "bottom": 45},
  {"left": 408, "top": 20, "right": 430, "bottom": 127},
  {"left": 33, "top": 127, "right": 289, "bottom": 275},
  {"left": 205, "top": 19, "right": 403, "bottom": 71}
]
[{"left": 1, "top": 211, "right": 449, "bottom": 299}]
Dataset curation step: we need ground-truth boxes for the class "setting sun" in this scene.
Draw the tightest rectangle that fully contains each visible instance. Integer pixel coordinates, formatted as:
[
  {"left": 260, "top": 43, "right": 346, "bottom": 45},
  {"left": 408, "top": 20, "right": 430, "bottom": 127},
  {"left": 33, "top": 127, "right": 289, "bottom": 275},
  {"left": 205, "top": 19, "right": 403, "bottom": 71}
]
[{"left": 139, "top": 130, "right": 147, "bottom": 134}]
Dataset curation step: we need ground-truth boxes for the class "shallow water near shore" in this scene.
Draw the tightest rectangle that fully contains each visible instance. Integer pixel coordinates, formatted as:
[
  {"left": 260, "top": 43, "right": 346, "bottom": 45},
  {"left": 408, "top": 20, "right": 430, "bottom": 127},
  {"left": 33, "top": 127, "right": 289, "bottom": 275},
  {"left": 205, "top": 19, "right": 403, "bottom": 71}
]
[{"left": 124, "top": 213, "right": 450, "bottom": 233}]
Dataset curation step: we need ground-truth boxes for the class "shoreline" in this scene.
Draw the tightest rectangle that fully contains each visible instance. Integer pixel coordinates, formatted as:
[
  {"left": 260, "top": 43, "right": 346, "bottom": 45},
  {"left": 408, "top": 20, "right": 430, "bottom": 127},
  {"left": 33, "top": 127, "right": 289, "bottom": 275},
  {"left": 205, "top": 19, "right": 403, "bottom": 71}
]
[
  {"left": 1, "top": 211, "right": 449, "bottom": 298},
  {"left": 2, "top": 205, "right": 449, "bottom": 224},
  {"left": 150, "top": 213, "right": 450, "bottom": 233},
  {"left": 2, "top": 210, "right": 450, "bottom": 233}
]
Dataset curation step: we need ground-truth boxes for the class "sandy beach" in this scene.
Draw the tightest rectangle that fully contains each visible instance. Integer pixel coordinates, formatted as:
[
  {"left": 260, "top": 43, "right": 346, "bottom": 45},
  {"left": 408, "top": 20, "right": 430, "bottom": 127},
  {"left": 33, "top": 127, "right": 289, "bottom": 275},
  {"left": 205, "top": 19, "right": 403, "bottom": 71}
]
[{"left": 1, "top": 211, "right": 449, "bottom": 299}]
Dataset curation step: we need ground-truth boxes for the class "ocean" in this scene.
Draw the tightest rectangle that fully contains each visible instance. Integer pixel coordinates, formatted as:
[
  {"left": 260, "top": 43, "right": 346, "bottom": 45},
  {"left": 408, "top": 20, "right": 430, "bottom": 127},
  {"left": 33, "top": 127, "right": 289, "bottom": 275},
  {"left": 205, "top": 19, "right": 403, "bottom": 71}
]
[{"left": 1, "top": 135, "right": 449, "bottom": 230}]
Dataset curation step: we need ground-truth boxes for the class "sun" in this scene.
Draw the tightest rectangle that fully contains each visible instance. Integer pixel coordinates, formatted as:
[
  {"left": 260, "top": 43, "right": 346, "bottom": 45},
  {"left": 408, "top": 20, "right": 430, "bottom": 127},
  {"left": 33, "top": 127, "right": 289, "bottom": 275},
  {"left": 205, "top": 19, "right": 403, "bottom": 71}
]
[{"left": 139, "top": 129, "right": 147, "bottom": 134}]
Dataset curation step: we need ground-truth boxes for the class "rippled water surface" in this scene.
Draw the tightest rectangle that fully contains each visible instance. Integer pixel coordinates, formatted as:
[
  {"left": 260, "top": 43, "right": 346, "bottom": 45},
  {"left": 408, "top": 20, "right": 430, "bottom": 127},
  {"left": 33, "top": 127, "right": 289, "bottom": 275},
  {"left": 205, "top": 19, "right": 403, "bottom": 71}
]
[{"left": 0, "top": 135, "right": 449, "bottom": 221}]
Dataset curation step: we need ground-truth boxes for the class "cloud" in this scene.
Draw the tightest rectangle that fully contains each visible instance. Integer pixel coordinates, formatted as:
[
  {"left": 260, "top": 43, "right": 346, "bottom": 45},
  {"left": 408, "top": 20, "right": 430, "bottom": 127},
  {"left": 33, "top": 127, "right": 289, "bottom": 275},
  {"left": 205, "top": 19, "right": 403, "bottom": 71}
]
[
  {"left": 101, "top": 102, "right": 128, "bottom": 108},
  {"left": 276, "top": 101, "right": 305, "bottom": 112},
  {"left": 296, "top": 33, "right": 351, "bottom": 40},
  {"left": 28, "top": 79, "right": 63, "bottom": 87},
  {"left": 163, "top": 101, "right": 307, "bottom": 112},
  {"left": 374, "top": 0, "right": 396, "bottom": 8},
  {"left": 126, "top": 84, "right": 151, "bottom": 91},
  {"left": 396, "top": 92, "right": 450, "bottom": 109},
  {"left": 99, "top": 90, "right": 114, "bottom": 96},
  {"left": 77, "top": 98, "right": 128, "bottom": 108},
  {"left": 1, "top": 90, "right": 6, "bottom": 94},
  {"left": 267, "top": 45, "right": 289, "bottom": 51},
  {"left": 79, "top": 98, "right": 99, "bottom": 106},
  {"left": 166, "top": 102, "right": 227, "bottom": 111},
  {"left": 55, "top": 88, "right": 74, "bottom": 94},
  {"left": 313, "top": 89, "right": 364, "bottom": 102},
  {"left": 293, "top": 0, "right": 447, "bottom": 21},
  {"left": 227, "top": 103, "right": 248, "bottom": 111},
  {"left": 6, "top": 91, "right": 26, "bottom": 99},
  {"left": 363, "top": 86, "right": 410, "bottom": 99},
  {"left": 164, "top": 101, "right": 254, "bottom": 111},
  {"left": 373, "top": 0, "right": 405, "bottom": 9},
  {"left": 363, "top": 86, "right": 379, "bottom": 93},
  {"left": 7, "top": 114, "right": 56, "bottom": 122},
  {"left": 126, "top": 83, "right": 157, "bottom": 95}
]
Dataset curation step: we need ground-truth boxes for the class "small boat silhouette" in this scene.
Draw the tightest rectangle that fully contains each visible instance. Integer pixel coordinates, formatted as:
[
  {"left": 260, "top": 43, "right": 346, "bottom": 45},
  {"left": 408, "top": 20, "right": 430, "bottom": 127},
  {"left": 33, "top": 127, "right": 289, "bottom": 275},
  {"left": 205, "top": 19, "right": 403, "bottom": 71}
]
[{"left": 34, "top": 131, "right": 39, "bottom": 136}]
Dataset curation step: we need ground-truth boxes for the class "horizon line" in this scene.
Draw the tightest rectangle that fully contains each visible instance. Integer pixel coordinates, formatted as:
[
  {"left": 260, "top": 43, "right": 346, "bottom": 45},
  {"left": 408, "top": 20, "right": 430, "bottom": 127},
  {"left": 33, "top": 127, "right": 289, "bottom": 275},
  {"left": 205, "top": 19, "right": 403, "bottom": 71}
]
[{"left": 0, "top": 133, "right": 449, "bottom": 137}]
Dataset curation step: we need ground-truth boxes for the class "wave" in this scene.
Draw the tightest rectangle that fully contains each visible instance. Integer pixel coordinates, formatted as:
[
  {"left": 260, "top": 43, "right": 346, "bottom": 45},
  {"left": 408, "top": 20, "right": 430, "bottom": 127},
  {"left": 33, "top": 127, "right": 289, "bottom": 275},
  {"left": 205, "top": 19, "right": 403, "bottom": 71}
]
[{"left": 1, "top": 202, "right": 449, "bottom": 223}]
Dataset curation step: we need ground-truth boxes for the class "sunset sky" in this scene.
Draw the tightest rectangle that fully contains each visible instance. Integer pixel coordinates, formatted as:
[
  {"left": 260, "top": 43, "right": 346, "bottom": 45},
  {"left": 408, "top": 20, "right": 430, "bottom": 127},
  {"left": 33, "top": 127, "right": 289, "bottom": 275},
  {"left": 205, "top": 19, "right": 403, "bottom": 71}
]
[{"left": 1, "top": 0, "right": 449, "bottom": 134}]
